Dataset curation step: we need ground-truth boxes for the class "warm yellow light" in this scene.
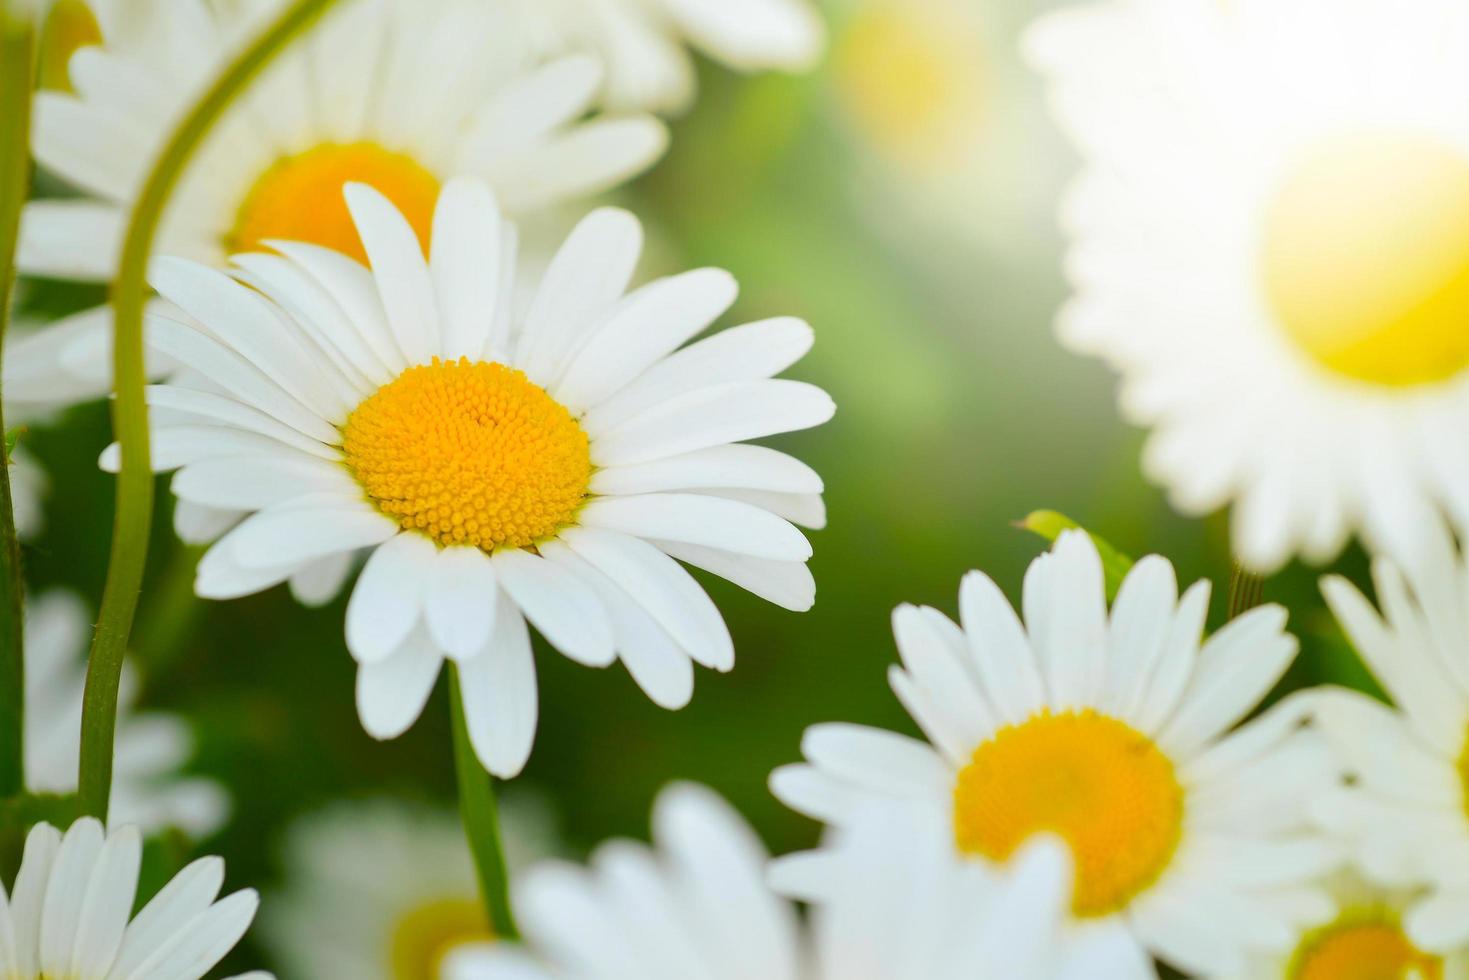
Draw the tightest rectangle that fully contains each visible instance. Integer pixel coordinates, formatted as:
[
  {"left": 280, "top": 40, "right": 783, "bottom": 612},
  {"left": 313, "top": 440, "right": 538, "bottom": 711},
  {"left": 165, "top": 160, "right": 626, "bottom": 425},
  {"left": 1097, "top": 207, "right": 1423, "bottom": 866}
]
[
  {"left": 390, "top": 897, "right": 492, "bottom": 980},
  {"left": 1290, "top": 919, "right": 1442, "bottom": 980}
]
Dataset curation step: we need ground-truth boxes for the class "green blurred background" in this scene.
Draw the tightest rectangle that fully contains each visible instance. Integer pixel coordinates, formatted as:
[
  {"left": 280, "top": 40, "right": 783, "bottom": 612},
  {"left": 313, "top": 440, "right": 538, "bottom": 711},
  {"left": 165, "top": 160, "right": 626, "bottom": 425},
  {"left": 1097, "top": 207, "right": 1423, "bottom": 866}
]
[{"left": 13, "top": 0, "right": 1380, "bottom": 971}]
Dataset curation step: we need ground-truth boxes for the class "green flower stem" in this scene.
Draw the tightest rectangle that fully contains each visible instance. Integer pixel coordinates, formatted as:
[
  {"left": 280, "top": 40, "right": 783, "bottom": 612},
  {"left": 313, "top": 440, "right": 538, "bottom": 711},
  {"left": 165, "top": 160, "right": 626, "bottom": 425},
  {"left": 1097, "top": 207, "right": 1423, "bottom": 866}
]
[
  {"left": 0, "top": 5, "right": 37, "bottom": 802},
  {"left": 1227, "top": 561, "right": 1265, "bottom": 619},
  {"left": 448, "top": 664, "right": 521, "bottom": 939},
  {"left": 77, "top": 0, "right": 341, "bottom": 822}
]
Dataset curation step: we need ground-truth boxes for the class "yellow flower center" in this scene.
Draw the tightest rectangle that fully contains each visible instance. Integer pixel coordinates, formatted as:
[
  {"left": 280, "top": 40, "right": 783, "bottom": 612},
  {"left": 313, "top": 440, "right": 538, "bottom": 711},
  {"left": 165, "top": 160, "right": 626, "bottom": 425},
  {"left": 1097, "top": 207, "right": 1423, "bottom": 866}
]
[
  {"left": 953, "top": 709, "right": 1184, "bottom": 918},
  {"left": 390, "top": 897, "right": 492, "bottom": 980},
  {"left": 1262, "top": 133, "right": 1469, "bottom": 387},
  {"left": 834, "top": 3, "right": 987, "bottom": 171},
  {"left": 343, "top": 358, "right": 591, "bottom": 551},
  {"left": 229, "top": 142, "right": 441, "bottom": 265},
  {"left": 1290, "top": 919, "right": 1442, "bottom": 980},
  {"left": 39, "top": 0, "right": 102, "bottom": 91}
]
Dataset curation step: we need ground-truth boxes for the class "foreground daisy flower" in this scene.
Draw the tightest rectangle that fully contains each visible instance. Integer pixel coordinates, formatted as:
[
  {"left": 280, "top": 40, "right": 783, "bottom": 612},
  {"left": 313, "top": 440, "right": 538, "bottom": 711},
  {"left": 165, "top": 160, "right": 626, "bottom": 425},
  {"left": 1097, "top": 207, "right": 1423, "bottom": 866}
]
[
  {"left": 0, "top": 818, "right": 267, "bottom": 980},
  {"left": 260, "top": 796, "right": 558, "bottom": 980},
  {"left": 443, "top": 783, "right": 1086, "bottom": 980},
  {"left": 771, "top": 531, "right": 1339, "bottom": 977},
  {"left": 1314, "top": 528, "right": 1469, "bottom": 956},
  {"left": 14, "top": 0, "right": 666, "bottom": 428},
  {"left": 1025, "top": 0, "right": 1469, "bottom": 572},
  {"left": 510, "top": 0, "right": 825, "bottom": 114},
  {"left": 26, "top": 590, "right": 228, "bottom": 836},
  {"left": 111, "top": 179, "right": 833, "bottom": 777}
]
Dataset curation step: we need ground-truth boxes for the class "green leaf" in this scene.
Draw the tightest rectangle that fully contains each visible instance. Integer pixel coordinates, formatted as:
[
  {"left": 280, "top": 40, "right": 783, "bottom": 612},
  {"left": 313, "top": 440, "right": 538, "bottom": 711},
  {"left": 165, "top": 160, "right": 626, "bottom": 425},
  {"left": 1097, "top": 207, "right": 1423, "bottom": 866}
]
[
  {"left": 4, "top": 427, "right": 20, "bottom": 464},
  {"left": 1016, "top": 510, "right": 1136, "bottom": 601}
]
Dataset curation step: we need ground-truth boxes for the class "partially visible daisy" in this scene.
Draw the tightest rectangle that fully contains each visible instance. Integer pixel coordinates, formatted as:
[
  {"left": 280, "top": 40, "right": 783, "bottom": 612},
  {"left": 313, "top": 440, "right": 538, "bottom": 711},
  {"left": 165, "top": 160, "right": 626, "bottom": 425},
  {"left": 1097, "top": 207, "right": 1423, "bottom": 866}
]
[
  {"left": 0, "top": 817, "right": 267, "bottom": 980},
  {"left": 26, "top": 590, "right": 228, "bottom": 836},
  {"left": 1313, "top": 525, "right": 1469, "bottom": 955},
  {"left": 771, "top": 531, "right": 1340, "bottom": 977},
  {"left": 508, "top": 0, "right": 824, "bottom": 115},
  {"left": 15, "top": 0, "right": 666, "bottom": 439},
  {"left": 109, "top": 179, "right": 833, "bottom": 777},
  {"left": 1025, "top": 0, "right": 1469, "bottom": 572},
  {"left": 443, "top": 782, "right": 1087, "bottom": 980},
  {"left": 260, "top": 796, "right": 558, "bottom": 980}
]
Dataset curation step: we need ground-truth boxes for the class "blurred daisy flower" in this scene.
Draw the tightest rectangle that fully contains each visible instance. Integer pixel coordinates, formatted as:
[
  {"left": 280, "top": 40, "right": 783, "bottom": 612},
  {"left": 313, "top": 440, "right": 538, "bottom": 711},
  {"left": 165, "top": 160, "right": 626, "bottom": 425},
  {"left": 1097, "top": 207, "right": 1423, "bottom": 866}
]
[
  {"left": 442, "top": 782, "right": 1087, "bottom": 980},
  {"left": 1314, "top": 524, "right": 1469, "bottom": 956},
  {"left": 13, "top": 0, "right": 666, "bottom": 441},
  {"left": 260, "top": 796, "right": 558, "bottom": 980},
  {"left": 509, "top": 0, "right": 825, "bottom": 115},
  {"left": 26, "top": 590, "right": 228, "bottom": 836},
  {"left": 108, "top": 179, "right": 833, "bottom": 777},
  {"left": 1027, "top": 0, "right": 1469, "bottom": 573},
  {"left": 0, "top": 818, "right": 266, "bottom": 980},
  {"left": 771, "top": 531, "right": 1339, "bottom": 977}
]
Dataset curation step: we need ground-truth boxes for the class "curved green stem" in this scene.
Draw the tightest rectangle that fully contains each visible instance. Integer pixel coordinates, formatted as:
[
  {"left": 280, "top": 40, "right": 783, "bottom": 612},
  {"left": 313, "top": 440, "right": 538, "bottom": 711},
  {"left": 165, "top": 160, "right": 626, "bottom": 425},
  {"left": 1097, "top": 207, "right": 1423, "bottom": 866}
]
[
  {"left": 0, "top": 6, "right": 36, "bottom": 801},
  {"left": 77, "top": 0, "right": 341, "bottom": 822},
  {"left": 448, "top": 665, "right": 520, "bottom": 939}
]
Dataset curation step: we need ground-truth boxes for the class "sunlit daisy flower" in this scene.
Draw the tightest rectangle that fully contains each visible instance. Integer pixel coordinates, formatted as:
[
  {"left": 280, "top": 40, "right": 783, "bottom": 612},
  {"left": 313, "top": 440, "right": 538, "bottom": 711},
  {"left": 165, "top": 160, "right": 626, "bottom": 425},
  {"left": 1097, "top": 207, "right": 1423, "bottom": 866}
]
[
  {"left": 0, "top": 817, "right": 267, "bottom": 980},
  {"left": 770, "top": 531, "right": 1340, "bottom": 977},
  {"left": 1313, "top": 526, "right": 1469, "bottom": 956},
  {"left": 108, "top": 179, "right": 833, "bottom": 777},
  {"left": 442, "top": 782, "right": 1086, "bottom": 980},
  {"left": 26, "top": 590, "right": 228, "bottom": 836},
  {"left": 1025, "top": 0, "right": 1469, "bottom": 572},
  {"left": 1241, "top": 872, "right": 1464, "bottom": 979},
  {"left": 14, "top": 0, "right": 667, "bottom": 443},
  {"left": 508, "top": 0, "right": 825, "bottom": 115},
  {"left": 259, "top": 795, "right": 559, "bottom": 980}
]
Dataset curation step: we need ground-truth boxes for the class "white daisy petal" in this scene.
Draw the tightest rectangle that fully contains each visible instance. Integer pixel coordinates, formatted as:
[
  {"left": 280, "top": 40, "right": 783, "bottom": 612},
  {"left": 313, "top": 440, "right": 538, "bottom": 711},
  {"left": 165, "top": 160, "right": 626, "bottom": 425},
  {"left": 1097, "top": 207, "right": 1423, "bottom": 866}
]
[
  {"left": 356, "top": 623, "right": 444, "bottom": 740},
  {"left": 425, "top": 546, "right": 500, "bottom": 661},
  {"left": 345, "top": 532, "right": 438, "bottom": 664},
  {"left": 580, "top": 493, "right": 811, "bottom": 562},
  {"left": 344, "top": 182, "right": 440, "bottom": 365},
  {"left": 492, "top": 548, "right": 615, "bottom": 667},
  {"left": 458, "top": 593, "right": 538, "bottom": 778},
  {"left": 430, "top": 178, "right": 504, "bottom": 362},
  {"left": 653, "top": 540, "right": 816, "bottom": 612}
]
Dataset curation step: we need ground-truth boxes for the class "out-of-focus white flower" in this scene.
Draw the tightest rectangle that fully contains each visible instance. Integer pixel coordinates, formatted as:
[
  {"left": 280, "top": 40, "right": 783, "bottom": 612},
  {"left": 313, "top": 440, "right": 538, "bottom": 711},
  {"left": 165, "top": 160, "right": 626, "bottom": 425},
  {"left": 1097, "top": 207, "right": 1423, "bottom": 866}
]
[
  {"left": 508, "top": 0, "right": 825, "bottom": 114},
  {"left": 25, "top": 589, "right": 228, "bottom": 836},
  {"left": 771, "top": 532, "right": 1341, "bottom": 978},
  {"left": 107, "top": 180, "right": 833, "bottom": 778},
  {"left": 260, "top": 796, "right": 558, "bottom": 980},
  {"left": 0, "top": 817, "right": 267, "bottom": 979},
  {"left": 443, "top": 783, "right": 1086, "bottom": 980},
  {"left": 1027, "top": 0, "right": 1469, "bottom": 573}
]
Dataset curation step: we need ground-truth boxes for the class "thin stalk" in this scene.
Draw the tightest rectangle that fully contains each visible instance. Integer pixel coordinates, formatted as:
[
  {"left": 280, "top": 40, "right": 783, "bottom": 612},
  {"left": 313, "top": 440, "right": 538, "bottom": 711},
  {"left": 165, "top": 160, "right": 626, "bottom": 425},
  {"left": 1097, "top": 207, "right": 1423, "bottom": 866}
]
[
  {"left": 448, "top": 665, "right": 520, "bottom": 939},
  {"left": 77, "top": 0, "right": 341, "bottom": 821},
  {"left": 0, "top": 6, "right": 37, "bottom": 801},
  {"left": 1227, "top": 562, "right": 1264, "bottom": 619}
]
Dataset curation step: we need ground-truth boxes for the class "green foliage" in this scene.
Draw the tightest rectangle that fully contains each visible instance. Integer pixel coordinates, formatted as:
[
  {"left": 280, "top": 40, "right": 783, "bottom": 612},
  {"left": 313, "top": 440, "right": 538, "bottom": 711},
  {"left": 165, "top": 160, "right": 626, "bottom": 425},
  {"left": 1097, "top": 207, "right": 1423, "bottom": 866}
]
[{"left": 1016, "top": 510, "right": 1137, "bottom": 600}]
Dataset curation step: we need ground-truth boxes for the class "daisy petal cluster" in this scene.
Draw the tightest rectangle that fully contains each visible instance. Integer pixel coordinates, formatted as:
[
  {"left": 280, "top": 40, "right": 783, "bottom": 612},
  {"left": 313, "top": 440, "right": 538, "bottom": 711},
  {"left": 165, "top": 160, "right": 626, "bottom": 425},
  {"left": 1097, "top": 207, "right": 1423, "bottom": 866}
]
[
  {"left": 111, "top": 178, "right": 833, "bottom": 777},
  {"left": 772, "top": 531, "right": 1340, "bottom": 976}
]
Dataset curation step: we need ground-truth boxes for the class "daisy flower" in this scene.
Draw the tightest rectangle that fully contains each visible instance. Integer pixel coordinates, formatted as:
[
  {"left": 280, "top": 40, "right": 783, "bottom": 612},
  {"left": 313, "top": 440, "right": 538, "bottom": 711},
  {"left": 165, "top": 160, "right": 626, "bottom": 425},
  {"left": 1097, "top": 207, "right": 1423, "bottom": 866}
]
[
  {"left": 109, "top": 179, "right": 833, "bottom": 777},
  {"left": 14, "top": 0, "right": 667, "bottom": 425},
  {"left": 1025, "top": 0, "right": 1469, "bottom": 572},
  {"left": 508, "top": 0, "right": 825, "bottom": 115},
  {"left": 770, "top": 531, "right": 1340, "bottom": 977},
  {"left": 259, "top": 796, "right": 558, "bottom": 980},
  {"left": 26, "top": 590, "right": 228, "bottom": 836},
  {"left": 0, "top": 817, "right": 267, "bottom": 980},
  {"left": 1313, "top": 524, "right": 1469, "bottom": 956},
  {"left": 442, "top": 782, "right": 1087, "bottom": 980}
]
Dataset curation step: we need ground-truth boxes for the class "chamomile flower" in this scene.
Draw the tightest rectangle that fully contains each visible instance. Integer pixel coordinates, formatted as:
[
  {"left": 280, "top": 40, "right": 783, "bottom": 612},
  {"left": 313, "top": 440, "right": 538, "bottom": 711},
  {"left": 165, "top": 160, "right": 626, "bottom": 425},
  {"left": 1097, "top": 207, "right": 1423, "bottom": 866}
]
[
  {"left": 110, "top": 179, "right": 833, "bottom": 778},
  {"left": 1313, "top": 525, "right": 1469, "bottom": 955},
  {"left": 443, "top": 783, "right": 1086, "bottom": 980},
  {"left": 26, "top": 590, "right": 228, "bottom": 836},
  {"left": 770, "top": 531, "right": 1340, "bottom": 977},
  {"left": 15, "top": 0, "right": 666, "bottom": 424},
  {"left": 508, "top": 0, "right": 825, "bottom": 114},
  {"left": 260, "top": 796, "right": 558, "bottom": 980},
  {"left": 0, "top": 818, "right": 266, "bottom": 980},
  {"left": 1025, "top": 0, "right": 1469, "bottom": 572}
]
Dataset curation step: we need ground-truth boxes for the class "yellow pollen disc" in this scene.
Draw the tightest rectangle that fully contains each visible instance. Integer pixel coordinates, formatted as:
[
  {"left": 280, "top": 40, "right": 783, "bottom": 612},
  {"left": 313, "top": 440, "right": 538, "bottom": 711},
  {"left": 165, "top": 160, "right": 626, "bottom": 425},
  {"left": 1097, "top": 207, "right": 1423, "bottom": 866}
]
[
  {"left": 229, "top": 142, "right": 440, "bottom": 265},
  {"left": 343, "top": 358, "right": 591, "bottom": 551},
  {"left": 1290, "top": 920, "right": 1442, "bottom": 980},
  {"left": 953, "top": 709, "right": 1184, "bottom": 918},
  {"left": 39, "top": 0, "right": 102, "bottom": 92},
  {"left": 834, "top": 4, "right": 987, "bottom": 171},
  {"left": 390, "top": 897, "right": 492, "bottom": 980},
  {"left": 1262, "top": 133, "right": 1469, "bottom": 387}
]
